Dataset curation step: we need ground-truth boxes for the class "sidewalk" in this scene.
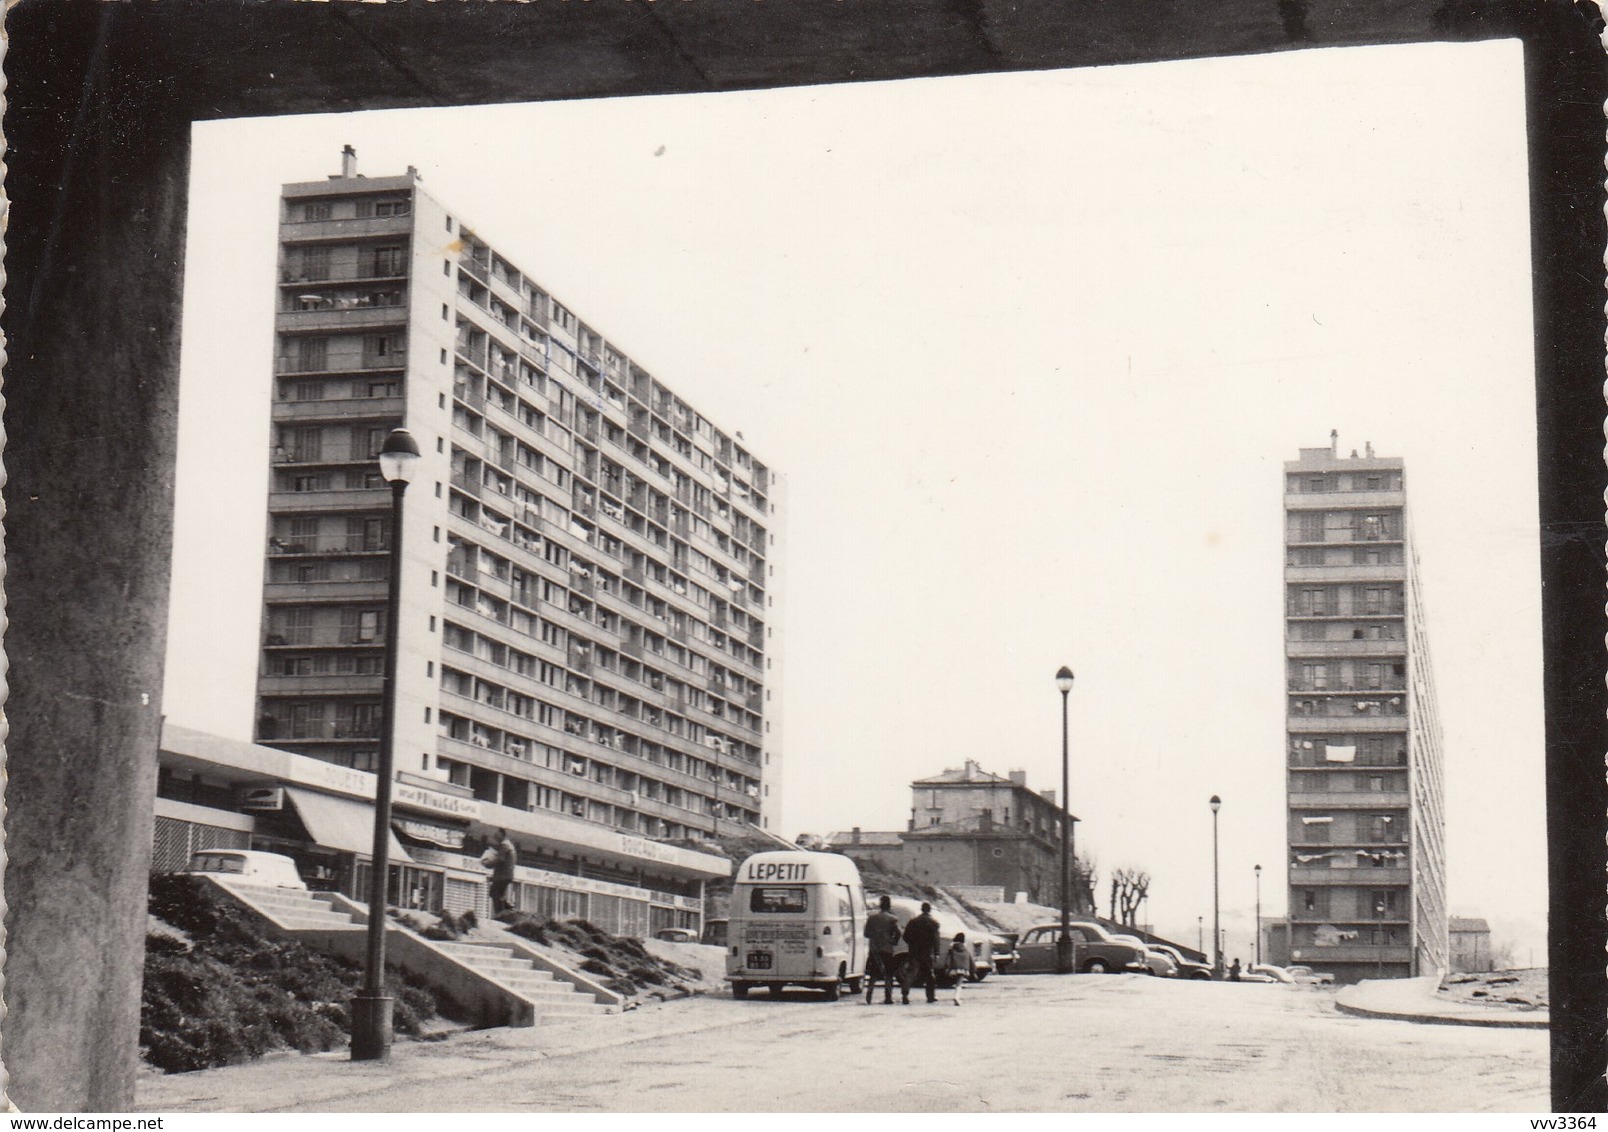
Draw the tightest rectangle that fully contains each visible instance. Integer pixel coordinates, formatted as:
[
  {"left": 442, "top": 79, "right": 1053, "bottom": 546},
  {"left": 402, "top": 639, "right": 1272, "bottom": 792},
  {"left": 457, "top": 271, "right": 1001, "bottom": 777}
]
[{"left": 1335, "top": 975, "right": 1549, "bottom": 1029}]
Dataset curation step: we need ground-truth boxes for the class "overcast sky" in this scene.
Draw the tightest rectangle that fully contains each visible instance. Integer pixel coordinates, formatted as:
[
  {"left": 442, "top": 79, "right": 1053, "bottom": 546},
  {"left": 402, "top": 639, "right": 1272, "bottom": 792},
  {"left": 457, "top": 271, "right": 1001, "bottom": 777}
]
[{"left": 165, "top": 38, "right": 1544, "bottom": 959}]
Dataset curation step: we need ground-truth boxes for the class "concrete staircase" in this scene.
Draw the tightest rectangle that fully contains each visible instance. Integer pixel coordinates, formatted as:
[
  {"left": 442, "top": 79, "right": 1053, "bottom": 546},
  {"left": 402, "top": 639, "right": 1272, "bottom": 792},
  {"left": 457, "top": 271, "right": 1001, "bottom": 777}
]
[
  {"left": 201, "top": 878, "right": 615, "bottom": 1026},
  {"left": 430, "top": 940, "right": 608, "bottom": 1018}
]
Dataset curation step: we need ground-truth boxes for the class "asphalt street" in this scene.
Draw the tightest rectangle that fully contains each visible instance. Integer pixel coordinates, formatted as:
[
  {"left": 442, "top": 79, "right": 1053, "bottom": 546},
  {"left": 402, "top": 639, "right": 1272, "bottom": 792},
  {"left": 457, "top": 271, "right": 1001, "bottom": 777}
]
[{"left": 137, "top": 973, "right": 1549, "bottom": 1113}]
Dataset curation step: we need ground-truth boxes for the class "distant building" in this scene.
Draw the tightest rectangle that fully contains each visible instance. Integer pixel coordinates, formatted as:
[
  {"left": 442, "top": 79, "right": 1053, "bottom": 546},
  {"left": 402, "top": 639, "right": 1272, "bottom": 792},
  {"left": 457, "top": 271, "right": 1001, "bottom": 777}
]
[
  {"left": 826, "top": 760, "right": 1074, "bottom": 905},
  {"left": 1449, "top": 917, "right": 1495, "bottom": 972},
  {"left": 1273, "top": 435, "right": 1449, "bottom": 983}
]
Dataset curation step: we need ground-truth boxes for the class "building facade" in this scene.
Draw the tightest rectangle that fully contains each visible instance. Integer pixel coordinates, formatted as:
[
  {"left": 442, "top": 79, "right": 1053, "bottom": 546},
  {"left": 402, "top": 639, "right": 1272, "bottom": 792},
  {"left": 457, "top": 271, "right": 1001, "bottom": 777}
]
[
  {"left": 213, "top": 150, "right": 782, "bottom": 925},
  {"left": 826, "top": 760, "right": 1073, "bottom": 905},
  {"left": 1276, "top": 435, "right": 1448, "bottom": 982}
]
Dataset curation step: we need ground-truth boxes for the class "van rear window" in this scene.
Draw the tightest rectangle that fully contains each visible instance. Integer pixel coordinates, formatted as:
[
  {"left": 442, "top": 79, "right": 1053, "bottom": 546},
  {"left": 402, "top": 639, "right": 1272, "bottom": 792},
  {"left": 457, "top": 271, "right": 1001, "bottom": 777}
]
[{"left": 749, "top": 886, "right": 808, "bottom": 913}]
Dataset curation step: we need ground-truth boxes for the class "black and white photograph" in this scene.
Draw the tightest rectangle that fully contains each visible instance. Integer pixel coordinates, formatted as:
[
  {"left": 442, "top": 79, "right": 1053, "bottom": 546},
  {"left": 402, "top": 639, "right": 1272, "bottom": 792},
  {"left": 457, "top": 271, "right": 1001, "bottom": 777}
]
[{"left": 4, "top": 1, "right": 1605, "bottom": 1120}]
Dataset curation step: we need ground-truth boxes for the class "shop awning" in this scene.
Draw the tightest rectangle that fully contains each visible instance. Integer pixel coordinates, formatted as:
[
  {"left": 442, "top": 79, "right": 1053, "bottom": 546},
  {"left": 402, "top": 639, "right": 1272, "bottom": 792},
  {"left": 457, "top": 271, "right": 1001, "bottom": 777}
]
[{"left": 283, "top": 787, "right": 411, "bottom": 862}]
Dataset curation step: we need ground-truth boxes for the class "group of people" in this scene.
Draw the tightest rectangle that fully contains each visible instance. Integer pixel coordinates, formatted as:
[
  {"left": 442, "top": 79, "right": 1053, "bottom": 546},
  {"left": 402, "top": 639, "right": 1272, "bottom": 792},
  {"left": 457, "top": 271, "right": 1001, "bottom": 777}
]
[{"left": 862, "top": 896, "right": 976, "bottom": 1006}]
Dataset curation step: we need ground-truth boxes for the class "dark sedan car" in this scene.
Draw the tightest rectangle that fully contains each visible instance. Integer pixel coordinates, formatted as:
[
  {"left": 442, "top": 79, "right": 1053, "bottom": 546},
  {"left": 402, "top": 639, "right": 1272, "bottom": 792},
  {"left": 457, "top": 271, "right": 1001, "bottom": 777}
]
[{"left": 1005, "top": 922, "right": 1149, "bottom": 974}]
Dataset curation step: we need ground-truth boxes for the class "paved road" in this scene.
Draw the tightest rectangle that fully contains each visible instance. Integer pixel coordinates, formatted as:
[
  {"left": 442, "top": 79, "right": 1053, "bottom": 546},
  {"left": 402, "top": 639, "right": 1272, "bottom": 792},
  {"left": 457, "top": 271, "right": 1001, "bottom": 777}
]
[{"left": 137, "top": 974, "right": 1549, "bottom": 1113}]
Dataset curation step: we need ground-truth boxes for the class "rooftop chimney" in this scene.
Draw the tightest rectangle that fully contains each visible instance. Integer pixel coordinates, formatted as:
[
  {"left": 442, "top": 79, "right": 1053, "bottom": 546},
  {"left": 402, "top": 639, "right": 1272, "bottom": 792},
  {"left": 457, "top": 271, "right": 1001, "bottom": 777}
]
[
  {"left": 1330, "top": 429, "right": 1339, "bottom": 457},
  {"left": 341, "top": 145, "right": 357, "bottom": 178},
  {"left": 1042, "top": 788, "right": 1058, "bottom": 807},
  {"left": 1365, "top": 441, "right": 1375, "bottom": 458},
  {"left": 1008, "top": 769, "right": 1027, "bottom": 787},
  {"left": 851, "top": 826, "right": 861, "bottom": 845}
]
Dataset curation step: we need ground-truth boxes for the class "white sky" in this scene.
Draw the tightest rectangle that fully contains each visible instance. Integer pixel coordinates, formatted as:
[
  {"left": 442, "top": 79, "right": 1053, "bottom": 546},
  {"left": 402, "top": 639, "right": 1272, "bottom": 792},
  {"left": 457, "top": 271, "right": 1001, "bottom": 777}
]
[{"left": 165, "top": 39, "right": 1545, "bottom": 961}]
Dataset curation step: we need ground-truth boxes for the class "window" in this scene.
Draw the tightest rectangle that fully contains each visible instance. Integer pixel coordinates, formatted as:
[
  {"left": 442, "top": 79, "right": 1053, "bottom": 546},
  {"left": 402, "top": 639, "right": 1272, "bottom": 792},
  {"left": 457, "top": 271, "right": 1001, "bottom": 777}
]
[
  {"left": 749, "top": 887, "right": 807, "bottom": 914},
  {"left": 301, "top": 201, "right": 331, "bottom": 221},
  {"left": 295, "top": 337, "right": 328, "bottom": 372},
  {"left": 369, "top": 245, "right": 406, "bottom": 276},
  {"left": 298, "top": 245, "right": 331, "bottom": 281}
]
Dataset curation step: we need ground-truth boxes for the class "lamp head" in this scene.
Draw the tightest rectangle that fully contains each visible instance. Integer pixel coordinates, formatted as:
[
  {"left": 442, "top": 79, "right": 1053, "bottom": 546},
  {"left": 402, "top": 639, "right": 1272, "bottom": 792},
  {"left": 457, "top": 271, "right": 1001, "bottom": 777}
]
[
  {"left": 1209, "top": 794, "right": 1221, "bottom": 814},
  {"left": 1254, "top": 863, "right": 1262, "bottom": 877},
  {"left": 1055, "top": 665, "right": 1075, "bottom": 694},
  {"left": 378, "top": 428, "right": 421, "bottom": 484}
]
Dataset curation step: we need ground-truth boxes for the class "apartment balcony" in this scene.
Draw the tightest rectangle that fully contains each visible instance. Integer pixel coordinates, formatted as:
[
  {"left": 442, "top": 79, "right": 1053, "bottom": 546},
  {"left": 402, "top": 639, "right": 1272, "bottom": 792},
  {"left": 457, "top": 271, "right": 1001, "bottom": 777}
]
[
  {"left": 255, "top": 717, "right": 381, "bottom": 743},
  {"left": 263, "top": 628, "right": 386, "bottom": 648},
  {"left": 449, "top": 472, "right": 483, "bottom": 498},
  {"left": 1286, "top": 706, "right": 1406, "bottom": 727},
  {"left": 268, "top": 535, "right": 387, "bottom": 556},
  {"left": 257, "top": 674, "right": 384, "bottom": 696},
  {"left": 1284, "top": 638, "right": 1407, "bottom": 658},
  {"left": 1283, "top": 490, "right": 1405, "bottom": 511},
  {"left": 276, "top": 354, "right": 406, "bottom": 375},
  {"left": 271, "top": 395, "right": 405, "bottom": 422},
  {"left": 277, "top": 305, "right": 408, "bottom": 332},
  {"left": 1288, "top": 681, "right": 1406, "bottom": 695},
  {"left": 263, "top": 580, "right": 387, "bottom": 603},
  {"left": 279, "top": 215, "right": 414, "bottom": 243},
  {"left": 1287, "top": 791, "right": 1409, "bottom": 809},
  {"left": 1287, "top": 867, "right": 1410, "bottom": 885},
  {"left": 1283, "top": 564, "right": 1406, "bottom": 584},
  {"left": 1287, "top": 945, "right": 1412, "bottom": 965},
  {"left": 268, "top": 489, "right": 382, "bottom": 512}
]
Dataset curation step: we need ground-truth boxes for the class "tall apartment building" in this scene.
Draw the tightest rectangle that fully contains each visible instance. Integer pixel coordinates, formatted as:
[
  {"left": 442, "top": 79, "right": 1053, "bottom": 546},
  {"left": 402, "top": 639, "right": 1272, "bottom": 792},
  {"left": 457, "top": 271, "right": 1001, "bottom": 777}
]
[
  {"left": 234, "top": 149, "right": 780, "bottom": 927},
  {"left": 1277, "top": 433, "right": 1447, "bottom": 983}
]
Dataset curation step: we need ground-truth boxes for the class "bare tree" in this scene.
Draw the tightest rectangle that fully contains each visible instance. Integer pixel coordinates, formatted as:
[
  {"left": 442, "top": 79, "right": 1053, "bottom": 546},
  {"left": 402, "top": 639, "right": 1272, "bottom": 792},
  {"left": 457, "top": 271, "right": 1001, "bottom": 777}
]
[{"left": 1110, "top": 866, "right": 1151, "bottom": 926}]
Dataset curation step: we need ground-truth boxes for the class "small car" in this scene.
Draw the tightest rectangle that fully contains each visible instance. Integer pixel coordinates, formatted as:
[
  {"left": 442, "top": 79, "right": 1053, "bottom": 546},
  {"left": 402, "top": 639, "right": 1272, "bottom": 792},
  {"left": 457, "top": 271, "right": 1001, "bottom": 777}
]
[
  {"left": 653, "top": 927, "right": 699, "bottom": 943},
  {"left": 181, "top": 849, "right": 306, "bottom": 889},
  {"left": 1151, "top": 944, "right": 1214, "bottom": 980},
  {"left": 1112, "top": 934, "right": 1178, "bottom": 977},
  {"left": 1286, "top": 964, "right": 1336, "bottom": 985},
  {"left": 1249, "top": 963, "right": 1297, "bottom": 984}
]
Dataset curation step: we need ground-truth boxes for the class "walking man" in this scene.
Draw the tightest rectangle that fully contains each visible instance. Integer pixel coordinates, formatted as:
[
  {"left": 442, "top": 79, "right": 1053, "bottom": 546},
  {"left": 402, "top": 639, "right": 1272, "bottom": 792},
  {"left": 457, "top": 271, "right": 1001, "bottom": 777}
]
[
  {"left": 863, "top": 895, "right": 903, "bottom": 1005},
  {"left": 901, "top": 901, "right": 942, "bottom": 1004}
]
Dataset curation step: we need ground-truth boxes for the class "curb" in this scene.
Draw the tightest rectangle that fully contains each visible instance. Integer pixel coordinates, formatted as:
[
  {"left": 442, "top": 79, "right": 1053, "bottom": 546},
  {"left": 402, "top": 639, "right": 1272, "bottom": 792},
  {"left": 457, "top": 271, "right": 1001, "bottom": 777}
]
[{"left": 1334, "top": 979, "right": 1549, "bottom": 1030}]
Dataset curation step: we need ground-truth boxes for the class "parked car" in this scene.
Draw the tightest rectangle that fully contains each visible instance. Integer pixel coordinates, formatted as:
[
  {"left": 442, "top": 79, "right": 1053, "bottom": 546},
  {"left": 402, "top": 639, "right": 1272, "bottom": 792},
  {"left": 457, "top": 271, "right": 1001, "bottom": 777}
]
[
  {"left": 869, "top": 895, "right": 997, "bottom": 984},
  {"left": 991, "top": 933, "right": 1020, "bottom": 973},
  {"left": 1006, "top": 921, "right": 1150, "bottom": 974},
  {"left": 1249, "top": 963, "right": 1296, "bottom": 984},
  {"left": 1151, "top": 944, "right": 1214, "bottom": 980},
  {"left": 701, "top": 918, "right": 728, "bottom": 947},
  {"left": 1286, "top": 964, "right": 1335, "bottom": 985},
  {"left": 1111, "top": 934, "right": 1177, "bottom": 977},
  {"left": 181, "top": 849, "right": 306, "bottom": 890},
  {"left": 653, "top": 927, "right": 699, "bottom": 943}
]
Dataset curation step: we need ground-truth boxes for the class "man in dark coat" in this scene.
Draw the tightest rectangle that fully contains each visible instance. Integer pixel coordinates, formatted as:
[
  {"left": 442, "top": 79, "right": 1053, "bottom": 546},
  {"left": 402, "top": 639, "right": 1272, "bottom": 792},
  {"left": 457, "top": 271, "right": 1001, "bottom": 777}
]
[
  {"left": 900, "top": 901, "right": 942, "bottom": 1004},
  {"left": 489, "top": 828, "right": 517, "bottom": 913},
  {"left": 862, "top": 895, "right": 903, "bottom": 1004}
]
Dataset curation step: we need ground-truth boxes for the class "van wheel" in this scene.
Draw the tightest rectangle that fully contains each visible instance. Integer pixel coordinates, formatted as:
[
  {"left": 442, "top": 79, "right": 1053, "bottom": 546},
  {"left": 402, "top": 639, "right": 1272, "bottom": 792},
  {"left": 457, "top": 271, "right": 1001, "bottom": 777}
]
[
  {"left": 732, "top": 984, "right": 750, "bottom": 999},
  {"left": 1083, "top": 957, "right": 1111, "bottom": 974},
  {"left": 822, "top": 981, "right": 840, "bottom": 1001},
  {"left": 845, "top": 976, "right": 863, "bottom": 995},
  {"left": 768, "top": 983, "right": 783, "bottom": 996},
  {"left": 971, "top": 971, "right": 988, "bottom": 983}
]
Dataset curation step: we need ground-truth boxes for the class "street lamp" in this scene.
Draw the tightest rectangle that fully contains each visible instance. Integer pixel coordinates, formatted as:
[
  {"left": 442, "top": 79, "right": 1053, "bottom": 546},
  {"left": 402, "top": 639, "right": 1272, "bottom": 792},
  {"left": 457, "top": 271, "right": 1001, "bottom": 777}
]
[
  {"left": 1055, "top": 665, "right": 1075, "bottom": 974},
  {"left": 1254, "top": 863, "right": 1263, "bottom": 967},
  {"left": 351, "top": 427, "right": 420, "bottom": 1062},
  {"left": 1209, "top": 794, "right": 1222, "bottom": 978}
]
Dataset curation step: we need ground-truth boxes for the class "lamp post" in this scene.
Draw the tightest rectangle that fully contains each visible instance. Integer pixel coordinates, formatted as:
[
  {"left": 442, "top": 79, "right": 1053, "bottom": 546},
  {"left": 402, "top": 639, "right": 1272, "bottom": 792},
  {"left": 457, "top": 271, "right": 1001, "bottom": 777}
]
[
  {"left": 1055, "top": 665, "right": 1075, "bottom": 974},
  {"left": 351, "top": 427, "right": 420, "bottom": 1062},
  {"left": 1209, "top": 794, "right": 1222, "bottom": 978},
  {"left": 1254, "top": 863, "right": 1263, "bottom": 967}
]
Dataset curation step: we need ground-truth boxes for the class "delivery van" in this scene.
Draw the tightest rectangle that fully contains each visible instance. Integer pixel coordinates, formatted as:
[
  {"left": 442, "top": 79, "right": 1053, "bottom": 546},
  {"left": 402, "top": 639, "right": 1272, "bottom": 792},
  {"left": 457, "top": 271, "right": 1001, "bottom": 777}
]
[{"left": 726, "top": 850, "right": 865, "bottom": 1000}]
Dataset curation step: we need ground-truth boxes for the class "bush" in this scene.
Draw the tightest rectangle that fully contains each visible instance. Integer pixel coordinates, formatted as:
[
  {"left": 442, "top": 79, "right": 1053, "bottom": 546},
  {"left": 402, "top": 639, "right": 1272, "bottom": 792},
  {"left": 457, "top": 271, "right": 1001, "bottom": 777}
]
[{"left": 141, "top": 875, "right": 459, "bottom": 1073}]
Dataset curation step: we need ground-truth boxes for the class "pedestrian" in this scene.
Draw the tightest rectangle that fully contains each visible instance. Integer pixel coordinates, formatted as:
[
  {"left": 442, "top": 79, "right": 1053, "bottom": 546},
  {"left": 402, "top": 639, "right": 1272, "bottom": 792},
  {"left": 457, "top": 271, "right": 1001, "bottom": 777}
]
[
  {"left": 944, "top": 933, "right": 975, "bottom": 1005},
  {"left": 862, "top": 895, "right": 903, "bottom": 1005},
  {"left": 1229, "top": 957, "right": 1242, "bottom": 982},
  {"left": 900, "top": 901, "right": 942, "bottom": 1004},
  {"left": 487, "top": 828, "right": 517, "bottom": 914}
]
